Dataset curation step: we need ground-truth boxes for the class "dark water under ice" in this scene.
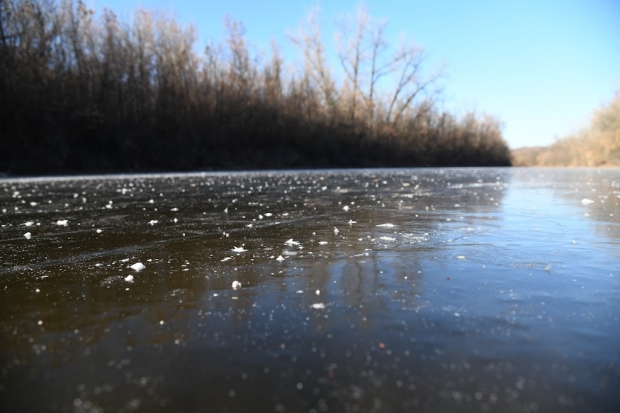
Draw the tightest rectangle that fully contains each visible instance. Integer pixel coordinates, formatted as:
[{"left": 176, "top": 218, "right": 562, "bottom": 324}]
[{"left": 1, "top": 168, "right": 619, "bottom": 413}]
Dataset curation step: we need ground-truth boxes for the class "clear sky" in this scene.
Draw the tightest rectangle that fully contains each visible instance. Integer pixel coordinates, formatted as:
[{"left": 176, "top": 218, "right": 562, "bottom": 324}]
[{"left": 93, "top": 0, "right": 619, "bottom": 149}]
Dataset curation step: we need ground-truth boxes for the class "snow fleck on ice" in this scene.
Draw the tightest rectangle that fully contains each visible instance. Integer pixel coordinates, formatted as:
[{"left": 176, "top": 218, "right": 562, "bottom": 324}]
[
  {"left": 276, "top": 255, "right": 285, "bottom": 262},
  {"left": 379, "top": 236, "right": 396, "bottom": 242},
  {"left": 170, "top": 208, "right": 179, "bottom": 211},
  {"left": 148, "top": 220, "right": 158, "bottom": 225},
  {"left": 96, "top": 229, "right": 103, "bottom": 233},
  {"left": 56, "top": 219, "right": 68, "bottom": 226},
  {"left": 311, "top": 303, "right": 325, "bottom": 309},
  {"left": 232, "top": 281, "right": 242, "bottom": 290},
  {"left": 264, "top": 213, "right": 273, "bottom": 217},
  {"left": 342, "top": 205, "right": 350, "bottom": 212},
  {"left": 221, "top": 257, "right": 233, "bottom": 262},
  {"left": 348, "top": 220, "right": 357, "bottom": 225},
  {"left": 581, "top": 198, "right": 595, "bottom": 205},
  {"left": 25, "top": 221, "right": 34, "bottom": 227},
  {"left": 24, "top": 232, "right": 32, "bottom": 240},
  {"left": 376, "top": 223, "right": 395, "bottom": 228},
  {"left": 232, "top": 246, "right": 247, "bottom": 252},
  {"left": 315, "top": 289, "right": 320, "bottom": 295},
  {"left": 124, "top": 275, "right": 134, "bottom": 282},
  {"left": 334, "top": 227, "right": 339, "bottom": 235},
  {"left": 130, "top": 262, "right": 146, "bottom": 271},
  {"left": 457, "top": 255, "right": 466, "bottom": 259},
  {"left": 284, "top": 239, "right": 301, "bottom": 246},
  {"left": 318, "top": 241, "right": 328, "bottom": 245}
]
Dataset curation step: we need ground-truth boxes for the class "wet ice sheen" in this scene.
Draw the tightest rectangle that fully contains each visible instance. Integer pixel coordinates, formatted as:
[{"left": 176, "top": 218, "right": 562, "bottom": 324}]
[{"left": 0, "top": 168, "right": 619, "bottom": 413}]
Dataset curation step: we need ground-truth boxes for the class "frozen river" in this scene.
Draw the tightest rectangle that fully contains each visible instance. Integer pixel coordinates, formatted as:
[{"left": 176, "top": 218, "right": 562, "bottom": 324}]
[{"left": 1, "top": 168, "right": 619, "bottom": 412}]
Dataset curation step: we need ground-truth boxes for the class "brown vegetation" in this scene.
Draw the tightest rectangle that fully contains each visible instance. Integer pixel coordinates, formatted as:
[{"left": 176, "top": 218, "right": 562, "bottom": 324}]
[
  {"left": 512, "top": 93, "right": 620, "bottom": 167},
  {"left": 0, "top": 0, "right": 511, "bottom": 175}
]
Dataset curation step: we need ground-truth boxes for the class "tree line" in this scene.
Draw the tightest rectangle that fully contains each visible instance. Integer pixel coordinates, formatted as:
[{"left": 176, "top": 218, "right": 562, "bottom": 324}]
[
  {"left": 0, "top": 0, "right": 511, "bottom": 175},
  {"left": 512, "top": 93, "right": 620, "bottom": 167}
]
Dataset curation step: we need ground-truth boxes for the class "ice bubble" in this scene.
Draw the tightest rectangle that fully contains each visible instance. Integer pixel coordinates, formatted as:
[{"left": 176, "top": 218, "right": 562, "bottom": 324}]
[
  {"left": 96, "top": 229, "right": 103, "bottom": 233},
  {"left": 130, "top": 262, "right": 145, "bottom": 271},
  {"left": 342, "top": 206, "right": 350, "bottom": 212},
  {"left": 24, "top": 232, "right": 32, "bottom": 240},
  {"left": 232, "top": 281, "right": 242, "bottom": 290},
  {"left": 311, "top": 303, "right": 325, "bottom": 309}
]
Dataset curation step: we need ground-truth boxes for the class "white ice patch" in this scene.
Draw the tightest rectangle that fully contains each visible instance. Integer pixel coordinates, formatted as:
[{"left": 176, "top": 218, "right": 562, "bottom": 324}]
[
  {"left": 318, "top": 241, "right": 328, "bottom": 245},
  {"left": 96, "top": 229, "right": 103, "bottom": 233},
  {"left": 348, "top": 220, "right": 357, "bottom": 225},
  {"left": 284, "top": 239, "right": 301, "bottom": 246},
  {"left": 342, "top": 206, "right": 350, "bottom": 212},
  {"left": 376, "top": 223, "right": 395, "bottom": 228},
  {"left": 264, "top": 213, "right": 273, "bottom": 217},
  {"left": 379, "top": 236, "right": 396, "bottom": 242},
  {"left": 25, "top": 221, "right": 34, "bottom": 227},
  {"left": 276, "top": 255, "right": 285, "bottom": 261},
  {"left": 334, "top": 227, "right": 339, "bottom": 235},
  {"left": 56, "top": 219, "right": 68, "bottom": 226},
  {"left": 231, "top": 246, "right": 247, "bottom": 252},
  {"left": 581, "top": 198, "right": 595, "bottom": 205},
  {"left": 130, "top": 262, "right": 145, "bottom": 271},
  {"left": 311, "top": 303, "right": 325, "bottom": 309},
  {"left": 232, "top": 281, "right": 242, "bottom": 290},
  {"left": 221, "top": 257, "right": 232, "bottom": 262},
  {"left": 148, "top": 220, "right": 158, "bottom": 225},
  {"left": 124, "top": 275, "right": 134, "bottom": 282},
  {"left": 24, "top": 232, "right": 32, "bottom": 240}
]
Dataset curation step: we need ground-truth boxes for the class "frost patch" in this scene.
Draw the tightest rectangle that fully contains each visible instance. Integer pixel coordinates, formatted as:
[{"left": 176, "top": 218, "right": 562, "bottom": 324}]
[{"left": 130, "top": 262, "right": 145, "bottom": 271}]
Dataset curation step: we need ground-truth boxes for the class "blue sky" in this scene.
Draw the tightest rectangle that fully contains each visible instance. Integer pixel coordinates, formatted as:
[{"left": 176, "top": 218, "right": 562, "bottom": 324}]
[{"left": 93, "top": 0, "right": 620, "bottom": 149}]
